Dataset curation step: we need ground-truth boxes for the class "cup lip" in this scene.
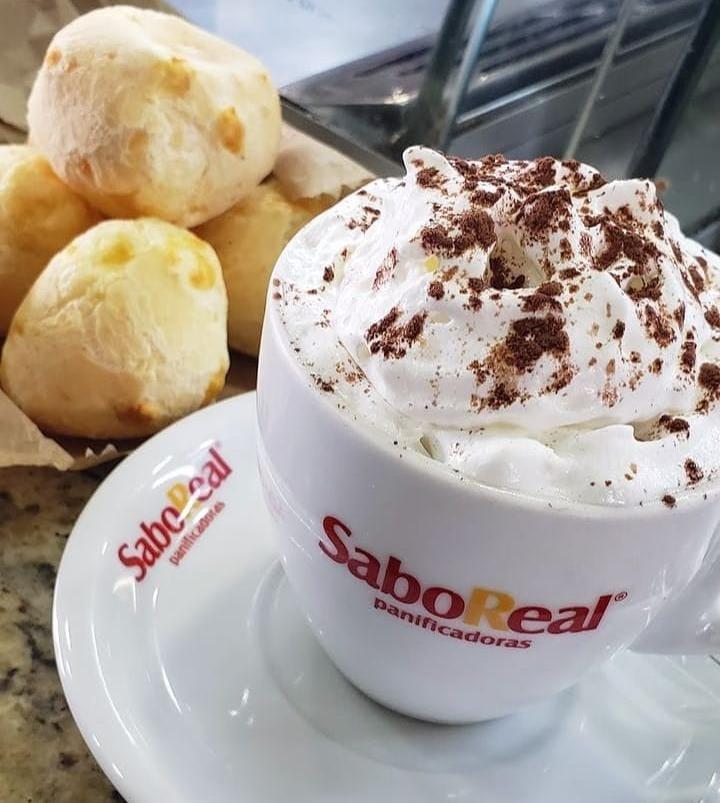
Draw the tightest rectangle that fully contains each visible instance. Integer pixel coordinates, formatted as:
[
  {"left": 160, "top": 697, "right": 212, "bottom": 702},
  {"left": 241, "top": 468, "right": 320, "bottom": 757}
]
[{"left": 261, "top": 293, "right": 720, "bottom": 522}]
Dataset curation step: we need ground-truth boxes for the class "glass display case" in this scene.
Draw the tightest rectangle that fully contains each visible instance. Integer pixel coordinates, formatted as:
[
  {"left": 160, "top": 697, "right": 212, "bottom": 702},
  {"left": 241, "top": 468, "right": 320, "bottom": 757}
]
[{"left": 173, "top": 0, "right": 720, "bottom": 245}]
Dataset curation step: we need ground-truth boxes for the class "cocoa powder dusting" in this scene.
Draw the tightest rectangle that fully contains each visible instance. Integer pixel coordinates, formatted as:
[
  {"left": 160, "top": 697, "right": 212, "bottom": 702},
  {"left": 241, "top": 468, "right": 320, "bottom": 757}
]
[
  {"left": 460, "top": 277, "right": 480, "bottom": 295},
  {"left": 562, "top": 158, "right": 581, "bottom": 172},
  {"left": 312, "top": 155, "right": 720, "bottom": 448},
  {"left": 705, "top": 306, "right": 720, "bottom": 329},
  {"left": 416, "top": 166, "right": 445, "bottom": 189},
  {"left": 486, "top": 383, "right": 520, "bottom": 409},
  {"left": 465, "top": 275, "right": 486, "bottom": 310},
  {"left": 689, "top": 266, "right": 705, "bottom": 293},
  {"left": 580, "top": 233, "right": 592, "bottom": 257},
  {"left": 594, "top": 220, "right": 659, "bottom": 273},
  {"left": 469, "top": 188, "right": 503, "bottom": 206},
  {"left": 628, "top": 276, "right": 662, "bottom": 302},
  {"left": 313, "top": 376, "right": 335, "bottom": 393},
  {"left": 468, "top": 359, "right": 488, "bottom": 383},
  {"left": 559, "top": 267, "right": 580, "bottom": 279},
  {"left": 545, "top": 363, "right": 576, "bottom": 393},
  {"left": 366, "top": 306, "right": 400, "bottom": 341},
  {"left": 449, "top": 157, "right": 482, "bottom": 191},
  {"left": 659, "top": 415, "right": 689, "bottom": 436},
  {"left": 680, "top": 337, "right": 697, "bottom": 373},
  {"left": 679, "top": 267, "right": 703, "bottom": 301},
  {"left": 468, "top": 311, "right": 572, "bottom": 411},
  {"left": 366, "top": 308, "right": 428, "bottom": 359},
  {"left": 662, "top": 494, "right": 676, "bottom": 508},
  {"left": 348, "top": 206, "right": 380, "bottom": 232},
  {"left": 404, "top": 312, "right": 427, "bottom": 342},
  {"left": 574, "top": 171, "right": 606, "bottom": 195},
  {"left": 489, "top": 255, "right": 525, "bottom": 290},
  {"left": 517, "top": 189, "right": 572, "bottom": 239},
  {"left": 526, "top": 156, "right": 556, "bottom": 188},
  {"left": 504, "top": 315, "right": 569, "bottom": 372},
  {"left": 420, "top": 209, "right": 495, "bottom": 258},
  {"left": 522, "top": 282, "right": 563, "bottom": 313},
  {"left": 538, "top": 281, "right": 562, "bottom": 295},
  {"left": 698, "top": 362, "right": 720, "bottom": 398},
  {"left": 684, "top": 458, "right": 703, "bottom": 485},
  {"left": 602, "top": 381, "right": 619, "bottom": 407},
  {"left": 373, "top": 247, "right": 398, "bottom": 290},
  {"left": 644, "top": 305, "right": 676, "bottom": 347}
]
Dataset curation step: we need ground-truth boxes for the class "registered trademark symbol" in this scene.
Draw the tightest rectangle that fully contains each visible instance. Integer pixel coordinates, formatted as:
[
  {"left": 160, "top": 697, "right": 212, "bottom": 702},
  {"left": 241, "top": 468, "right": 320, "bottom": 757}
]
[{"left": 614, "top": 591, "right": 628, "bottom": 602}]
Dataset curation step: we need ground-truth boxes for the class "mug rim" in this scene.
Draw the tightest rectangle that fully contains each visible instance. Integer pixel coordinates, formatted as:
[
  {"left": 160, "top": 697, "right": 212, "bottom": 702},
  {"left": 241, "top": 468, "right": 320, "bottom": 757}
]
[{"left": 262, "top": 295, "right": 720, "bottom": 522}]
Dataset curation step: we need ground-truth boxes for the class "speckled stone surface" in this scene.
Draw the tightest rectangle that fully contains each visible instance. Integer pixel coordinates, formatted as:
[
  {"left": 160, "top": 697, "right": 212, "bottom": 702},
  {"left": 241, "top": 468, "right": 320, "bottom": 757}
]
[{"left": 0, "top": 466, "right": 121, "bottom": 802}]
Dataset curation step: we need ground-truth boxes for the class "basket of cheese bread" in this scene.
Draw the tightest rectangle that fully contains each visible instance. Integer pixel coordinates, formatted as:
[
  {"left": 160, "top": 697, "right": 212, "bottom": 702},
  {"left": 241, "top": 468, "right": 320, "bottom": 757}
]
[{"left": 0, "top": 4, "right": 371, "bottom": 468}]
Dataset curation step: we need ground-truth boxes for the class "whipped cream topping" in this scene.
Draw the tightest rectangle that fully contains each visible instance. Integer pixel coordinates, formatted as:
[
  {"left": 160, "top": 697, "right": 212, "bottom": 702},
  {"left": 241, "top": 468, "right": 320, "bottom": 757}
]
[{"left": 272, "top": 147, "right": 720, "bottom": 507}]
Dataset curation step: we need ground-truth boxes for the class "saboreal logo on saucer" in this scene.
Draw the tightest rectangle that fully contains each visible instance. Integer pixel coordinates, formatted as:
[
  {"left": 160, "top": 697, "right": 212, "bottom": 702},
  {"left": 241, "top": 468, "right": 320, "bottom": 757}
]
[
  {"left": 320, "top": 515, "right": 625, "bottom": 649},
  {"left": 118, "top": 446, "right": 232, "bottom": 581}
]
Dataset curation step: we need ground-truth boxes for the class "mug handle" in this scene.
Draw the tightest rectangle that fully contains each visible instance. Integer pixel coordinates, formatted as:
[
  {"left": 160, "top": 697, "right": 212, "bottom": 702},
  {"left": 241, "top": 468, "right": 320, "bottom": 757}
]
[{"left": 631, "top": 527, "right": 720, "bottom": 654}]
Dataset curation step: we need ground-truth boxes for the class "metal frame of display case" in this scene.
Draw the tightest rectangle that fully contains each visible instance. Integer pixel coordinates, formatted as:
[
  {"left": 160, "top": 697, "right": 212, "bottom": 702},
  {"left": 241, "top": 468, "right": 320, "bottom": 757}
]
[{"left": 284, "top": 0, "right": 720, "bottom": 245}]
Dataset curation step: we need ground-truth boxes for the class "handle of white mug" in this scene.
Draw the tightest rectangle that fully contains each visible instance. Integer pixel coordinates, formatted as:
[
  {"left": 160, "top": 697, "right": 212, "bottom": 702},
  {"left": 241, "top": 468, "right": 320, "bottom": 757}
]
[{"left": 631, "top": 525, "right": 720, "bottom": 654}]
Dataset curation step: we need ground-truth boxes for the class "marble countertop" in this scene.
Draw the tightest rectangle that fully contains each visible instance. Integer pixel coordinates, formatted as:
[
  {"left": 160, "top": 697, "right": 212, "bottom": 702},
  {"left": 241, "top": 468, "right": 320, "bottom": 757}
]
[
  {"left": 0, "top": 355, "right": 257, "bottom": 801},
  {"left": 0, "top": 466, "right": 120, "bottom": 802}
]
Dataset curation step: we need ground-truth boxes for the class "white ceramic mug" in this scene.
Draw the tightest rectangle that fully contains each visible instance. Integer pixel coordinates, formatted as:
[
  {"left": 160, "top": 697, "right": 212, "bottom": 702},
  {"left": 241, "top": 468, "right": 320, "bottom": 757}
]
[{"left": 256, "top": 299, "right": 720, "bottom": 723}]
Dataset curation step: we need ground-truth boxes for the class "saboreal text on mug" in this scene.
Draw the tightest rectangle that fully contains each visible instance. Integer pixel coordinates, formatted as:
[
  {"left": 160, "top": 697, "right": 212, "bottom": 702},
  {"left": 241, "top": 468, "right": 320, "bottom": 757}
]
[{"left": 321, "top": 515, "right": 627, "bottom": 650}]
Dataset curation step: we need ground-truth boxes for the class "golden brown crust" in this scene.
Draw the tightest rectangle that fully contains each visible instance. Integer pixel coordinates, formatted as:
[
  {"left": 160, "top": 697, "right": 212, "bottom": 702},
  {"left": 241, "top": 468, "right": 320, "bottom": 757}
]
[
  {"left": 28, "top": 6, "right": 281, "bottom": 228},
  {"left": 0, "top": 145, "right": 101, "bottom": 336},
  {"left": 0, "top": 218, "right": 229, "bottom": 438},
  {"left": 195, "top": 179, "right": 336, "bottom": 356}
]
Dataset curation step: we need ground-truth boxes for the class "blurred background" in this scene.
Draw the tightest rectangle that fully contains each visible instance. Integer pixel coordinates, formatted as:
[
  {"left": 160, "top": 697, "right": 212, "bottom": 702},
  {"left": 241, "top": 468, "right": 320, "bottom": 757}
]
[
  {"left": 2, "top": 0, "right": 719, "bottom": 244},
  {"left": 177, "top": 0, "right": 720, "bottom": 247}
]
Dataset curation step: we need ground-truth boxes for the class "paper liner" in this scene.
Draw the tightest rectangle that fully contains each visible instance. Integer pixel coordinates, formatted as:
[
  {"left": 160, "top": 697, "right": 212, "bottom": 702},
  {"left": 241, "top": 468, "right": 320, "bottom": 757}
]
[
  {"left": 0, "top": 353, "right": 259, "bottom": 471},
  {"left": 0, "top": 388, "right": 73, "bottom": 470}
]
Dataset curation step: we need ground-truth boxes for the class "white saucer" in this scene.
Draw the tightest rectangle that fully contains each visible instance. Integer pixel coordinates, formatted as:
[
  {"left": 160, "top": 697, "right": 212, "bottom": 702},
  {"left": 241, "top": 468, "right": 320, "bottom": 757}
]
[{"left": 53, "top": 393, "right": 720, "bottom": 803}]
